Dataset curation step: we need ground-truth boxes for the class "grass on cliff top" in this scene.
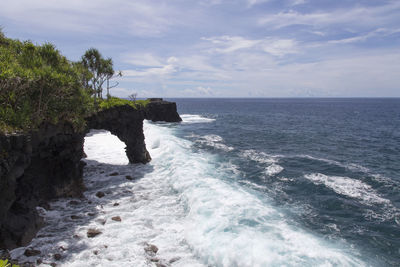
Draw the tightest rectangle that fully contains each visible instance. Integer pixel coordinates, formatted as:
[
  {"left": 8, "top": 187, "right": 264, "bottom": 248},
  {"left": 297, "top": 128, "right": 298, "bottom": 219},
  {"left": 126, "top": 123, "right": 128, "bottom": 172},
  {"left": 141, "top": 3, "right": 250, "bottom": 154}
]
[{"left": 98, "top": 97, "right": 150, "bottom": 110}]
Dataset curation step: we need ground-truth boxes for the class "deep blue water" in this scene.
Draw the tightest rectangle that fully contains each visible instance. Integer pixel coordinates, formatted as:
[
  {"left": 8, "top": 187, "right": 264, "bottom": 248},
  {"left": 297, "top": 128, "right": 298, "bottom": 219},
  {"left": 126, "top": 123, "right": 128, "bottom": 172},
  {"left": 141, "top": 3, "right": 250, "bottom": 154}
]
[{"left": 169, "top": 98, "right": 400, "bottom": 266}]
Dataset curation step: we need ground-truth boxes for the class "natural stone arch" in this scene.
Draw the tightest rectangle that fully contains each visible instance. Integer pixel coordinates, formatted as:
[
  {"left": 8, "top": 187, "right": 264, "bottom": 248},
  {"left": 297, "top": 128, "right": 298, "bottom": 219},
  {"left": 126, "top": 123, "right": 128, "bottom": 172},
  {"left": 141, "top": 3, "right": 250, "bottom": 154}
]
[{"left": 86, "top": 105, "right": 151, "bottom": 164}]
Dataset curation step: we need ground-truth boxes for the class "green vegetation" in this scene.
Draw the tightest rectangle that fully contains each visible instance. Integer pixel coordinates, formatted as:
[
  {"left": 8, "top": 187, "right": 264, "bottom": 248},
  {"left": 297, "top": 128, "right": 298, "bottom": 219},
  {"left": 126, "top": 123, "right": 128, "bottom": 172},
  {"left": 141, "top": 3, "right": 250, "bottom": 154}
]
[
  {"left": 0, "top": 31, "right": 92, "bottom": 133},
  {"left": 80, "top": 48, "right": 121, "bottom": 104},
  {"left": 0, "top": 31, "right": 142, "bottom": 134},
  {"left": 99, "top": 97, "right": 149, "bottom": 110},
  {"left": 0, "top": 259, "right": 19, "bottom": 267}
]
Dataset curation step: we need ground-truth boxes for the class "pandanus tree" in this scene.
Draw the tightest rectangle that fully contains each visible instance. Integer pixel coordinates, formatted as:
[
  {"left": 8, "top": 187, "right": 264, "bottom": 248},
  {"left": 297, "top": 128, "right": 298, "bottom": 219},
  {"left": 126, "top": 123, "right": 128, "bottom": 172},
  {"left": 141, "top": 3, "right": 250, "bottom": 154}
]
[{"left": 80, "top": 48, "right": 121, "bottom": 105}]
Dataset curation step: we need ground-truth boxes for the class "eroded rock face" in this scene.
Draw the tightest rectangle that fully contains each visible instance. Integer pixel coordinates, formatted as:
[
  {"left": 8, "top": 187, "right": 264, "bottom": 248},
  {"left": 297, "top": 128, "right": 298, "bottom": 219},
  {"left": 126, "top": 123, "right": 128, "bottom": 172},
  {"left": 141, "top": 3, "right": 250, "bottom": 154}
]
[
  {"left": 144, "top": 99, "right": 182, "bottom": 122},
  {"left": 0, "top": 100, "right": 181, "bottom": 250},
  {"left": 0, "top": 123, "right": 85, "bottom": 249},
  {"left": 87, "top": 105, "right": 151, "bottom": 164}
]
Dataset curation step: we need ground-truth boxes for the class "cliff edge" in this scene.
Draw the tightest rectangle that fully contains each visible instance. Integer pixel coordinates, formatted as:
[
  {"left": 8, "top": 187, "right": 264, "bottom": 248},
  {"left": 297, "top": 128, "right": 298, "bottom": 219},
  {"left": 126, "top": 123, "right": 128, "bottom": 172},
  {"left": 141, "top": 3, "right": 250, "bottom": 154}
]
[{"left": 0, "top": 99, "right": 181, "bottom": 250}]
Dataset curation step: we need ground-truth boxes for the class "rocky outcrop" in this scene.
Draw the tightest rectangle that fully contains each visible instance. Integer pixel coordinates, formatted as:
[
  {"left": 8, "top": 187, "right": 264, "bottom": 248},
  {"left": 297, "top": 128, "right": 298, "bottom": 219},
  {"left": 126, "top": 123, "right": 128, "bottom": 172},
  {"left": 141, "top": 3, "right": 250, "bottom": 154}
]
[
  {"left": 144, "top": 98, "right": 182, "bottom": 122},
  {"left": 0, "top": 123, "right": 85, "bottom": 249},
  {"left": 87, "top": 105, "right": 151, "bottom": 164},
  {"left": 0, "top": 99, "right": 180, "bottom": 250}
]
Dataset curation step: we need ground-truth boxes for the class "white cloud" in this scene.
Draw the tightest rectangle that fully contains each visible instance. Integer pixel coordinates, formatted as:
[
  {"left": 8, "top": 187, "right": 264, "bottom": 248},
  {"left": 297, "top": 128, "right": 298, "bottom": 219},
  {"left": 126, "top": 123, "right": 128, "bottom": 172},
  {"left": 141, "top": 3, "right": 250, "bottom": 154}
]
[
  {"left": 0, "top": 0, "right": 177, "bottom": 36},
  {"left": 202, "top": 35, "right": 299, "bottom": 56},
  {"left": 123, "top": 53, "right": 164, "bottom": 67},
  {"left": 260, "top": 38, "right": 298, "bottom": 56},
  {"left": 258, "top": 2, "right": 400, "bottom": 30},
  {"left": 202, "top": 36, "right": 260, "bottom": 53},
  {"left": 327, "top": 28, "right": 400, "bottom": 44}
]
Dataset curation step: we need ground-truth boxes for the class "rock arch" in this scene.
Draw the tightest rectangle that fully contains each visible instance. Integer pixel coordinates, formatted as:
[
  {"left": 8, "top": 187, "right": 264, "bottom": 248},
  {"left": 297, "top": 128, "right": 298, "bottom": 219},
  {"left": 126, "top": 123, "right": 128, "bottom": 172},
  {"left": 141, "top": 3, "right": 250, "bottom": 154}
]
[{"left": 87, "top": 105, "right": 151, "bottom": 164}]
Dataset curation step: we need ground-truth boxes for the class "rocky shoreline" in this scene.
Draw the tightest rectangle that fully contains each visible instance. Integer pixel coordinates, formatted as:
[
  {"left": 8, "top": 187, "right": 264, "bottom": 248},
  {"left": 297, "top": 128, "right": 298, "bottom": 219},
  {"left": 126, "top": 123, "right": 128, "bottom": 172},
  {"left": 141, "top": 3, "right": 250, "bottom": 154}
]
[{"left": 0, "top": 99, "right": 181, "bottom": 256}]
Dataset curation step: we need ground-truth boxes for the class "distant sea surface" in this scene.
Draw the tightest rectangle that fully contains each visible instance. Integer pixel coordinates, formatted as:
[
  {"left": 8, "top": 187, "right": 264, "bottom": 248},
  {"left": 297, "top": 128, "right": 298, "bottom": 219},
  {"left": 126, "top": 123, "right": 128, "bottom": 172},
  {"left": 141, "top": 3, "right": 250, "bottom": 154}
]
[{"left": 12, "top": 98, "right": 400, "bottom": 266}]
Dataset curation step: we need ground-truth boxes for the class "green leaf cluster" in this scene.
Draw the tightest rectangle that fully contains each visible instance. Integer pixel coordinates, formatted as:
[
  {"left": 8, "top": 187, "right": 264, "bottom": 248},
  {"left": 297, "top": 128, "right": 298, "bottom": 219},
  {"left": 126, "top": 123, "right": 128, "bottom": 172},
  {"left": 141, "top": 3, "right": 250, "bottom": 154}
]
[
  {"left": 0, "top": 259, "right": 19, "bottom": 267},
  {"left": 0, "top": 32, "right": 93, "bottom": 133},
  {"left": 99, "top": 97, "right": 149, "bottom": 110}
]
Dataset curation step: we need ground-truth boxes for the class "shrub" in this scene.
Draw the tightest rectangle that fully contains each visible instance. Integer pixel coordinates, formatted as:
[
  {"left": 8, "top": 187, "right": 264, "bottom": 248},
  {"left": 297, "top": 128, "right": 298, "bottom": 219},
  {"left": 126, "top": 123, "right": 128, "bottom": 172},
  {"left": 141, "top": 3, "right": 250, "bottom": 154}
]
[
  {"left": 99, "top": 97, "right": 149, "bottom": 110},
  {"left": 0, "top": 259, "right": 19, "bottom": 267},
  {"left": 0, "top": 32, "right": 93, "bottom": 133}
]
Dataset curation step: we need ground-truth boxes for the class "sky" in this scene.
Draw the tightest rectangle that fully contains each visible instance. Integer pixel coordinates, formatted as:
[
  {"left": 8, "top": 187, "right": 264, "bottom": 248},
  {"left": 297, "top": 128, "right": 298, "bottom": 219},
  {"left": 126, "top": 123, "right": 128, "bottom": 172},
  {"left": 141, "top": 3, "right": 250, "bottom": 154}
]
[{"left": 1, "top": 0, "right": 399, "bottom": 97}]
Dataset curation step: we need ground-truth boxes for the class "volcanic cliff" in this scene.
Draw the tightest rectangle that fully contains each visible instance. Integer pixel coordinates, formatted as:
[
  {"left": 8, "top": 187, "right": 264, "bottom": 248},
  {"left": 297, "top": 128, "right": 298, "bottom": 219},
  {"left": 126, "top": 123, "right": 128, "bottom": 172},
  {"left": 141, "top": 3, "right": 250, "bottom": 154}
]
[{"left": 0, "top": 99, "right": 181, "bottom": 249}]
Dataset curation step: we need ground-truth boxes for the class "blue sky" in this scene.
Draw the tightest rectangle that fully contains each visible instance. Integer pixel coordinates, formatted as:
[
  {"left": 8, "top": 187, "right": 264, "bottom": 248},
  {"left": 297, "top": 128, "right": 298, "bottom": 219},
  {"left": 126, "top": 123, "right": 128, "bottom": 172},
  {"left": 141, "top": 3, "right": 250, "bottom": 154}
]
[{"left": 1, "top": 0, "right": 399, "bottom": 97}]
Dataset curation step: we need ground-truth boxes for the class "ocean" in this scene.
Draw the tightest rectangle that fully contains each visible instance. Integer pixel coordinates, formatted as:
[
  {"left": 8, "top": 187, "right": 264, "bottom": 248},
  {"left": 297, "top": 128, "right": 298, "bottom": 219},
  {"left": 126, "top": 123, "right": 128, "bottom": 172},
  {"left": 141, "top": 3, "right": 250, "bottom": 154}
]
[{"left": 11, "top": 98, "right": 400, "bottom": 266}]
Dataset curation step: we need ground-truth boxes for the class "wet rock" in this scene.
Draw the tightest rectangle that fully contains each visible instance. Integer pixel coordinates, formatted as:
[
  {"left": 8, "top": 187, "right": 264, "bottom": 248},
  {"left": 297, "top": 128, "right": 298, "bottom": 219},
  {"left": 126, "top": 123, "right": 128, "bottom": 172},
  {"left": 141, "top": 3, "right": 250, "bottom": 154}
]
[
  {"left": 111, "top": 216, "right": 121, "bottom": 222},
  {"left": 24, "top": 249, "right": 41, "bottom": 257},
  {"left": 68, "top": 200, "right": 80, "bottom": 206},
  {"left": 93, "top": 250, "right": 99, "bottom": 255},
  {"left": 113, "top": 202, "right": 119, "bottom": 206},
  {"left": 144, "top": 243, "right": 158, "bottom": 254},
  {"left": 169, "top": 257, "right": 181, "bottom": 263},
  {"left": 53, "top": 254, "right": 62, "bottom": 260},
  {"left": 100, "top": 171, "right": 104, "bottom": 174},
  {"left": 59, "top": 246, "right": 67, "bottom": 251},
  {"left": 96, "top": 191, "right": 105, "bottom": 198},
  {"left": 150, "top": 257, "right": 159, "bottom": 262},
  {"left": 70, "top": 215, "right": 81, "bottom": 220},
  {"left": 87, "top": 229, "right": 102, "bottom": 238},
  {"left": 88, "top": 200, "right": 93, "bottom": 204},
  {"left": 109, "top": 172, "right": 119, "bottom": 176},
  {"left": 87, "top": 212, "right": 96, "bottom": 216},
  {"left": 125, "top": 175, "right": 134, "bottom": 180},
  {"left": 50, "top": 263, "right": 57, "bottom": 267},
  {"left": 36, "top": 258, "right": 42, "bottom": 265},
  {"left": 156, "top": 263, "right": 167, "bottom": 267}
]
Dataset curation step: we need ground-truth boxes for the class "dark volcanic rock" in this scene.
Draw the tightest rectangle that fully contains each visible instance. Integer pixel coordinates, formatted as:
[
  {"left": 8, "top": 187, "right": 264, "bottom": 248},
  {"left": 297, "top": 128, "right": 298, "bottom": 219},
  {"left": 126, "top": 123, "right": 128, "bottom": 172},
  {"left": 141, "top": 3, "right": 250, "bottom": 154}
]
[
  {"left": 144, "top": 99, "right": 182, "bottom": 122},
  {"left": 144, "top": 243, "right": 158, "bottom": 254},
  {"left": 87, "top": 105, "right": 151, "bottom": 164},
  {"left": 24, "top": 248, "right": 41, "bottom": 257},
  {"left": 111, "top": 216, "right": 121, "bottom": 222},
  {"left": 0, "top": 123, "right": 85, "bottom": 249},
  {"left": 96, "top": 191, "right": 105, "bottom": 198},
  {"left": 0, "top": 100, "right": 181, "bottom": 250},
  {"left": 87, "top": 229, "right": 102, "bottom": 238},
  {"left": 125, "top": 175, "right": 134, "bottom": 180}
]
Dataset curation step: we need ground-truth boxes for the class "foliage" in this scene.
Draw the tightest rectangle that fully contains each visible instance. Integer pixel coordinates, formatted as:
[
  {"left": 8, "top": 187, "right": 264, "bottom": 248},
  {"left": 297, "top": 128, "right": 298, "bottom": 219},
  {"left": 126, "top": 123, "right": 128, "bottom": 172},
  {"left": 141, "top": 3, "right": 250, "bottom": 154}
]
[
  {"left": 80, "top": 48, "right": 117, "bottom": 102},
  {"left": 0, "top": 31, "right": 93, "bottom": 133},
  {"left": 0, "top": 259, "right": 19, "bottom": 267},
  {"left": 99, "top": 97, "right": 149, "bottom": 110}
]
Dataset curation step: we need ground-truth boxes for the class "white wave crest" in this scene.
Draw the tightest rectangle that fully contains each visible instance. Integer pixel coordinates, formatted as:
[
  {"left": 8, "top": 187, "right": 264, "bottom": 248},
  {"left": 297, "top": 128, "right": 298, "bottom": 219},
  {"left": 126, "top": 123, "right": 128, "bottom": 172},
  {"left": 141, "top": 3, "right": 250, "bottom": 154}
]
[
  {"left": 241, "top": 149, "right": 277, "bottom": 164},
  {"left": 192, "top": 134, "right": 234, "bottom": 152},
  {"left": 304, "top": 173, "right": 390, "bottom": 205},
  {"left": 181, "top": 114, "right": 215, "bottom": 124},
  {"left": 265, "top": 164, "right": 284, "bottom": 176}
]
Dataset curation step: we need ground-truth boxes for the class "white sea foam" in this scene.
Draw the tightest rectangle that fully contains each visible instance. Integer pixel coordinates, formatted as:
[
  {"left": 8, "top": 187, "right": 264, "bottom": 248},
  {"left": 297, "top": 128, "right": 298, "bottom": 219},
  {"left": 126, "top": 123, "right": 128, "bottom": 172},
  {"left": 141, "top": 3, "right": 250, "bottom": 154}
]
[
  {"left": 181, "top": 114, "right": 215, "bottom": 124},
  {"left": 241, "top": 149, "right": 277, "bottom": 164},
  {"left": 191, "top": 134, "right": 234, "bottom": 152},
  {"left": 304, "top": 173, "right": 390, "bottom": 205},
  {"left": 84, "top": 129, "right": 129, "bottom": 165},
  {"left": 12, "top": 122, "right": 365, "bottom": 266},
  {"left": 242, "top": 149, "right": 284, "bottom": 177},
  {"left": 265, "top": 164, "right": 284, "bottom": 176}
]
